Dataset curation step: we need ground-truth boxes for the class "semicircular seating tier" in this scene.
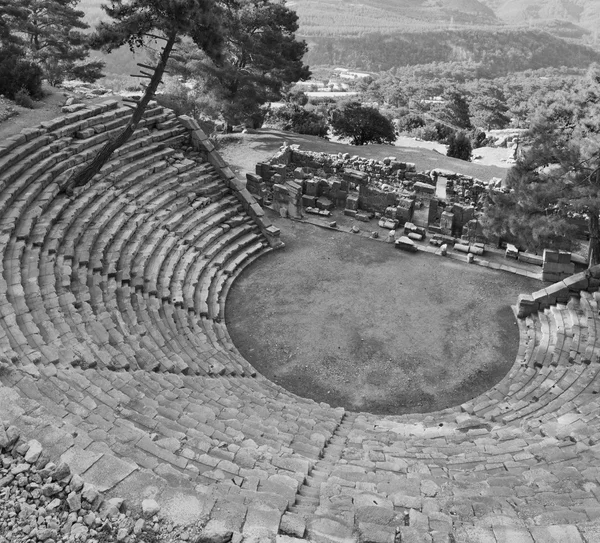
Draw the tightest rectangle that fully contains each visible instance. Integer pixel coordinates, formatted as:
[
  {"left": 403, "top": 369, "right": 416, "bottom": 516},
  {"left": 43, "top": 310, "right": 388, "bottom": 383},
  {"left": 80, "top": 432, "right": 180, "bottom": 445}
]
[{"left": 1, "top": 100, "right": 600, "bottom": 543}]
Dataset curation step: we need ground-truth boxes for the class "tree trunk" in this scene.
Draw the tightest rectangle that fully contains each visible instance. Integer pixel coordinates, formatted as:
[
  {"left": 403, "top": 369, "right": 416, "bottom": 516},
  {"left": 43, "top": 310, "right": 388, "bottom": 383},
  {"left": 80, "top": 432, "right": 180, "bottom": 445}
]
[
  {"left": 65, "top": 30, "right": 178, "bottom": 192},
  {"left": 588, "top": 209, "right": 600, "bottom": 267}
]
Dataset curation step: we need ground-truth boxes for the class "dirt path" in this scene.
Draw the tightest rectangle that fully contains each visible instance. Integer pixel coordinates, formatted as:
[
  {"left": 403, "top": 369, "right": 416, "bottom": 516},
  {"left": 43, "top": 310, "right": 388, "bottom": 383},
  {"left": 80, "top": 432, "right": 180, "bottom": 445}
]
[
  {"left": 227, "top": 216, "right": 540, "bottom": 415},
  {"left": 0, "top": 85, "right": 120, "bottom": 142}
]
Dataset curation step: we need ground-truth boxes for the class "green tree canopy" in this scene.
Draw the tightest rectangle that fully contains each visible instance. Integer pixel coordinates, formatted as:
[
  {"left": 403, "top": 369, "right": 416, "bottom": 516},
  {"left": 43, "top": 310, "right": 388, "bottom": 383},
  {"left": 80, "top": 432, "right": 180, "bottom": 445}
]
[
  {"left": 329, "top": 101, "right": 396, "bottom": 145},
  {"left": 482, "top": 67, "right": 600, "bottom": 265}
]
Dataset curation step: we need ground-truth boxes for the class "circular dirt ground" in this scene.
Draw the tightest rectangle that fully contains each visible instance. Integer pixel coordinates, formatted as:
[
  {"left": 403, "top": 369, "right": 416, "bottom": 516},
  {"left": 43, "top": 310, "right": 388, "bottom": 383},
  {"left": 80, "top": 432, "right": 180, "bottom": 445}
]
[{"left": 227, "top": 220, "right": 541, "bottom": 415}]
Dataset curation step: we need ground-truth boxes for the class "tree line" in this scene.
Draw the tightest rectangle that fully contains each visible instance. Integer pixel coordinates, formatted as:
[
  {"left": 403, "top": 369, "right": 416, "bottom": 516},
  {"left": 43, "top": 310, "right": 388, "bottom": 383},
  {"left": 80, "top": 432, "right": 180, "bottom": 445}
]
[
  {"left": 0, "top": 0, "right": 104, "bottom": 102},
  {"left": 304, "top": 29, "right": 600, "bottom": 75}
]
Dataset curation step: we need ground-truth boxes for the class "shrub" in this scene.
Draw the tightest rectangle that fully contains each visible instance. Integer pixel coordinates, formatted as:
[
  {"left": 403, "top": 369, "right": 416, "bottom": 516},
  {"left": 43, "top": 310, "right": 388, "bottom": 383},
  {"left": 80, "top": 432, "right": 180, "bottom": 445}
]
[
  {"left": 266, "top": 104, "right": 328, "bottom": 137},
  {"left": 447, "top": 131, "right": 473, "bottom": 161},
  {"left": 413, "top": 125, "right": 439, "bottom": 141},
  {"left": 14, "top": 88, "right": 35, "bottom": 109},
  {"left": 396, "top": 113, "right": 425, "bottom": 134},
  {"left": 0, "top": 47, "right": 43, "bottom": 100}
]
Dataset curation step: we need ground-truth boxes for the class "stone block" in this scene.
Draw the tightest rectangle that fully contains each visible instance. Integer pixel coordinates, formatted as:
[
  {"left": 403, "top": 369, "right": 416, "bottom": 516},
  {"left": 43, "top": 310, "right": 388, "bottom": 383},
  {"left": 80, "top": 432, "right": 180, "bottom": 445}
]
[
  {"left": 305, "top": 179, "right": 319, "bottom": 197},
  {"left": 413, "top": 181, "right": 435, "bottom": 194},
  {"left": 517, "top": 294, "right": 538, "bottom": 318},
  {"left": 558, "top": 251, "right": 572, "bottom": 264},
  {"left": 256, "top": 162, "right": 269, "bottom": 177},
  {"left": 543, "top": 261, "right": 573, "bottom": 274},
  {"left": 589, "top": 264, "right": 600, "bottom": 279},
  {"left": 542, "top": 272, "right": 564, "bottom": 283},
  {"left": 238, "top": 188, "right": 255, "bottom": 206},
  {"left": 506, "top": 244, "right": 519, "bottom": 259},
  {"left": 563, "top": 272, "right": 589, "bottom": 292},
  {"left": 395, "top": 236, "right": 417, "bottom": 252},
  {"left": 343, "top": 169, "right": 369, "bottom": 185},
  {"left": 378, "top": 218, "right": 398, "bottom": 230},
  {"left": 265, "top": 225, "right": 280, "bottom": 238},
  {"left": 246, "top": 172, "right": 262, "bottom": 185},
  {"left": 316, "top": 197, "right": 334, "bottom": 211},
  {"left": 302, "top": 195, "right": 317, "bottom": 208},
  {"left": 280, "top": 512, "right": 305, "bottom": 538},
  {"left": 543, "top": 249, "right": 559, "bottom": 263},
  {"left": 307, "top": 518, "right": 355, "bottom": 543},
  {"left": 519, "top": 252, "right": 543, "bottom": 266},
  {"left": 492, "top": 526, "right": 534, "bottom": 543},
  {"left": 346, "top": 194, "right": 359, "bottom": 211},
  {"left": 530, "top": 525, "right": 583, "bottom": 543},
  {"left": 175, "top": 115, "right": 200, "bottom": 130},
  {"left": 207, "top": 151, "right": 227, "bottom": 169},
  {"left": 358, "top": 522, "right": 396, "bottom": 543},
  {"left": 250, "top": 202, "right": 265, "bottom": 218}
]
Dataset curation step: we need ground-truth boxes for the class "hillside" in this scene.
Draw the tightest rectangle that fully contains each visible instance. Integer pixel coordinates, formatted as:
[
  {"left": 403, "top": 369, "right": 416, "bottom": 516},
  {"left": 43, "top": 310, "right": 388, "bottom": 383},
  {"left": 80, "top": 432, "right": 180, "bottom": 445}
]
[
  {"left": 304, "top": 28, "right": 600, "bottom": 74},
  {"left": 480, "top": 0, "right": 600, "bottom": 38},
  {"left": 76, "top": 0, "right": 600, "bottom": 80},
  {"left": 289, "top": 0, "right": 500, "bottom": 35}
]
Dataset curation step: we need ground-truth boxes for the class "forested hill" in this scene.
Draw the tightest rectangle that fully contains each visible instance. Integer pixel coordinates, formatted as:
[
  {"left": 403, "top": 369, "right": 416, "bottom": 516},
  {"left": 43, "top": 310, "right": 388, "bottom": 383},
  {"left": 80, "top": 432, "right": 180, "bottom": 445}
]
[
  {"left": 303, "top": 29, "right": 600, "bottom": 75},
  {"left": 290, "top": 0, "right": 500, "bottom": 36},
  {"left": 479, "top": 0, "right": 600, "bottom": 36},
  {"left": 76, "top": 0, "right": 600, "bottom": 78}
]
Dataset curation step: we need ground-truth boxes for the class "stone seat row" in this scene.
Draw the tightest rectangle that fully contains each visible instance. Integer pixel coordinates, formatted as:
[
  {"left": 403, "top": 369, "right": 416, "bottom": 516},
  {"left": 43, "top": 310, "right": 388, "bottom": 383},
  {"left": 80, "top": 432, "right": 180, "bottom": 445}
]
[
  {"left": 440, "top": 295, "right": 600, "bottom": 429},
  {"left": 0, "top": 363, "right": 343, "bottom": 491},
  {"left": 0, "top": 369, "right": 328, "bottom": 543},
  {"left": 0, "top": 101, "right": 266, "bottom": 377},
  {"left": 298, "top": 407, "right": 600, "bottom": 542},
  {"left": 0, "top": 102, "right": 175, "bottom": 227},
  {"left": 4, "top": 103, "right": 600, "bottom": 541},
  {"left": 0, "top": 108, "right": 194, "bottom": 369}
]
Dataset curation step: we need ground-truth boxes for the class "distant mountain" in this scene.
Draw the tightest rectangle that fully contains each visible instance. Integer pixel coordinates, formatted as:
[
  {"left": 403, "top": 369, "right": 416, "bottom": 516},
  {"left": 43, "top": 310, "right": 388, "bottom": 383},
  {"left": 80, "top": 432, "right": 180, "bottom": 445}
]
[
  {"left": 290, "top": 0, "right": 501, "bottom": 35},
  {"left": 479, "top": 0, "right": 600, "bottom": 37},
  {"left": 76, "top": 0, "right": 600, "bottom": 78},
  {"left": 304, "top": 28, "right": 600, "bottom": 73}
]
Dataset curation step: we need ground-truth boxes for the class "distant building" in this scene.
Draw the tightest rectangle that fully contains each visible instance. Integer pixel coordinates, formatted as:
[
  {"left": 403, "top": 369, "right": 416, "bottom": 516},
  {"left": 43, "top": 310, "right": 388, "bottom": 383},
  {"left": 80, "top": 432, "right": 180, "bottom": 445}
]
[{"left": 333, "top": 68, "right": 372, "bottom": 80}]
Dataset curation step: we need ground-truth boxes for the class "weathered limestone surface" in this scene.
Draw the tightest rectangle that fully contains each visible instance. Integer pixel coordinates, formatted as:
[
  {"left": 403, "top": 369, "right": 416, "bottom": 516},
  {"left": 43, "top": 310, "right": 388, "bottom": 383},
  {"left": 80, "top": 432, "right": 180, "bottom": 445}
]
[{"left": 0, "top": 105, "right": 599, "bottom": 542}]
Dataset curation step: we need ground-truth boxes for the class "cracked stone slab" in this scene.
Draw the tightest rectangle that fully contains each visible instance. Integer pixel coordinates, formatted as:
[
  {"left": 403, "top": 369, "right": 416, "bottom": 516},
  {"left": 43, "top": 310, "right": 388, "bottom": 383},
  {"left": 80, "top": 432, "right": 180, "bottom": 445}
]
[
  {"left": 60, "top": 446, "right": 103, "bottom": 475},
  {"left": 81, "top": 453, "right": 138, "bottom": 492}
]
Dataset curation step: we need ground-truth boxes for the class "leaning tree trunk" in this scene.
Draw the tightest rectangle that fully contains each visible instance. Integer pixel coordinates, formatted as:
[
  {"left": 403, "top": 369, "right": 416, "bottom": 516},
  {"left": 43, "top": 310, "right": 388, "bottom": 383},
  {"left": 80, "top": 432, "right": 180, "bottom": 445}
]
[
  {"left": 588, "top": 209, "right": 600, "bottom": 267},
  {"left": 65, "top": 30, "right": 178, "bottom": 192}
]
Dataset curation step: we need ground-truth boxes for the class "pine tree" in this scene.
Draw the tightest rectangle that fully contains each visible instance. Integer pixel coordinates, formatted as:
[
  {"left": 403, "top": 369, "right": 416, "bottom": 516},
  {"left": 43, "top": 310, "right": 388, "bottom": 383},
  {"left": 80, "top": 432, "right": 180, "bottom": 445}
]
[
  {"left": 482, "top": 68, "right": 600, "bottom": 266},
  {"left": 0, "top": 1, "right": 26, "bottom": 46},
  {"left": 434, "top": 90, "right": 472, "bottom": 130},
  {"left": 65, "top": 0, "right": 225, "bottom": 193},
  {"left": 170, "top": 0, "right": 309, "bottom": 128},
  {"left": 16, "top": 0, "right": 104, "bottom": 85},
  {"left": 0, "top": 1, "right": 44, "bottom": 99},
  {"left": 446, "top": 131, "right": 472, "bottom": 161}
]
